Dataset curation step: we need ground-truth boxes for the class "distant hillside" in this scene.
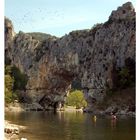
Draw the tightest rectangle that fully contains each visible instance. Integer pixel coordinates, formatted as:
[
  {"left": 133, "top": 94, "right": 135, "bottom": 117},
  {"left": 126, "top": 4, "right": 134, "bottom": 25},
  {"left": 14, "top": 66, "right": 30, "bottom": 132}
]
[{"left": 27, "top": 32, "right": 58, "bottom": 41}]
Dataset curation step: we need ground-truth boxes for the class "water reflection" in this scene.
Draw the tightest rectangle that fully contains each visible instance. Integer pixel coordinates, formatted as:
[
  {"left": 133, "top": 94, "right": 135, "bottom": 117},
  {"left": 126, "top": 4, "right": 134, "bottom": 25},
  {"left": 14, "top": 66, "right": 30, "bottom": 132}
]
[
  {"left": 111, "top": 119, "right": 117, "bottom": 129},
  {"left": 5, "top": 112, "right": 135, "bottom": 140}
]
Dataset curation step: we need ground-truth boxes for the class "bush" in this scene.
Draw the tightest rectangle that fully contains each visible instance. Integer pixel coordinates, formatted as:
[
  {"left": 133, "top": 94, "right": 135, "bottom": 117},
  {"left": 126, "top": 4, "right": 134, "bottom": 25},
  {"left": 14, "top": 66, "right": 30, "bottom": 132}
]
[
  {"left": 5, "top": 65, "right": 12, "bottom": 75},
  {"left": 5, "top": 87, "right": 13, "bottom": 103},
  {"left": 5, "top": 74, "right": 18, "bottom": 103},
  {"left": 5, "top": 65, "right": 27, "bottom": 103},
  {"left": 65, "top": 90, "right": 87, "bottom": 109},
  {"left": 5, "top": 74, "right": 14, "bottom": 90},
  {"left": 116, "top": 67, "right": 135, "bottom": 89},
  {"left": 11, "top": 66, "right": 28, "bottom": 90}
]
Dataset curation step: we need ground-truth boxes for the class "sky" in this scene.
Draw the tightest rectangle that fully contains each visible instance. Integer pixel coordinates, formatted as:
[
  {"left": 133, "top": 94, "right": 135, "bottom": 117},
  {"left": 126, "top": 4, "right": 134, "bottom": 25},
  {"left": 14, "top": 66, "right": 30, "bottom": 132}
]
[{"left": 5, "top": 0, "right": 136, "bottom": 37}]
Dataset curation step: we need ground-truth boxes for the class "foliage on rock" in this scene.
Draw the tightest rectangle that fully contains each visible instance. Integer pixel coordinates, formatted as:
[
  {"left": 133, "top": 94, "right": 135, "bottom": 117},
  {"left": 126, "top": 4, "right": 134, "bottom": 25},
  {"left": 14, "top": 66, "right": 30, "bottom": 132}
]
[
  {"left": 5, "top": 65, "right": 28, "bottom": 103},
  {"left": 65, "top": 90, "right": 87, "bottom": 109},
  {"left": 11, "top": 66, "right": 28, "bottom": 90},
  {"left": 5, "top": 69, "right": 17, "bottom": 103},
  {"left": 115, "top": 58, "right": 135, "bottom": 89}
]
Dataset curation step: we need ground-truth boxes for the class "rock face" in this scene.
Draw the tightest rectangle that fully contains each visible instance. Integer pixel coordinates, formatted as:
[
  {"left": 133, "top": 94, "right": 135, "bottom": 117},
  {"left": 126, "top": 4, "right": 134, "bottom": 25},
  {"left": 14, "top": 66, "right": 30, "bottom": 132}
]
[{"left": 5, "top": 2, "right": 135, "bottom": 111}]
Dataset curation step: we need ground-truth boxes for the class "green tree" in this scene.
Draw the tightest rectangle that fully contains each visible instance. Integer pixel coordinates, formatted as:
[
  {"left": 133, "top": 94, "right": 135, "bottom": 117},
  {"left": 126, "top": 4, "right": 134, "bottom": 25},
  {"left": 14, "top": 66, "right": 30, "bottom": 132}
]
[
  {"left": 5, "top": 65, "right": 12, "bottom": 75},
  {"left": 11, "top": 66, "right": 28, "bottom": 90},
  {"left": 5, "top": 74, "right": 14, "bottom": 103},
  {"left": 5, "top": 65, "right": 27, "bottom": 103},
  {"left": 116, "top": 67, "right": 135, "bottom": 89},
  {"left": 5, "top": 75, "right": 14, "bottom": 90},
  {"left": 66, "top": 90, "right": 87, "bottom": 109}
]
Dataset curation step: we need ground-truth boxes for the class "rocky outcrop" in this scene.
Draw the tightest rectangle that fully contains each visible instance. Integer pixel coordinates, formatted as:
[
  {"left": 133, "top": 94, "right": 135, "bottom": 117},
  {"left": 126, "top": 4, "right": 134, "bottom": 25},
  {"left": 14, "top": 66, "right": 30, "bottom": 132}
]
[
  {"left": 5, "top": 2, "right": 135, "bottom": 112},
  {"left": 5, "top": 121, "right": 26, "bottom": 140}
]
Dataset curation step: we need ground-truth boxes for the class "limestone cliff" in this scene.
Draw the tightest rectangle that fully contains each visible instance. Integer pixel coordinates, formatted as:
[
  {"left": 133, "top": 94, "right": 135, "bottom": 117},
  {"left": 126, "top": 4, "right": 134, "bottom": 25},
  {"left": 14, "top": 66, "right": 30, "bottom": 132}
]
[{"left": 5, "top": 2, "right": 135, "bottom": 112}]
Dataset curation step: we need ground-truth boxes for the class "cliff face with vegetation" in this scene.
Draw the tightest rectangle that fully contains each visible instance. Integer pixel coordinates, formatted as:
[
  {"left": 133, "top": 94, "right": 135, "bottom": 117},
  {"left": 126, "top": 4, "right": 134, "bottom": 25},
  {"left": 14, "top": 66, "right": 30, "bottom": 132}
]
[{"left": 5, "top": 2, "right": 135, "bottom": 112}]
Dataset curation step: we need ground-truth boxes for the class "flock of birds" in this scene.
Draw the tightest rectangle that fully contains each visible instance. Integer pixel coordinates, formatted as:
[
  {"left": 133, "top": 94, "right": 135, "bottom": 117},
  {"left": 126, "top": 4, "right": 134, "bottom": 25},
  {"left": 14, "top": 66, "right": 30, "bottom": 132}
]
[{"left": 7, "top": 8, "right": 65, "bottom": 31}]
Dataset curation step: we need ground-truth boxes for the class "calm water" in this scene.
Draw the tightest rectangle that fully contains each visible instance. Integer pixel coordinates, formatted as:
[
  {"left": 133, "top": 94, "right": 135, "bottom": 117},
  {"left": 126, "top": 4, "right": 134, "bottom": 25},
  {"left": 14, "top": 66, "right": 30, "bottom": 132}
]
[{"left": 5, "top": 111, "right": 135, "bottom": 140}]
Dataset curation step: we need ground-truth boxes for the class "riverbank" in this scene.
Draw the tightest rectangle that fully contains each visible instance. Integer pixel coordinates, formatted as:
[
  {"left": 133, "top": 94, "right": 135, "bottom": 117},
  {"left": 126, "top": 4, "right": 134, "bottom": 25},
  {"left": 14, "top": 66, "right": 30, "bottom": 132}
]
[
  {"left": 5, "top": 103, "right": 83, "bottom": 112},
  {"left": 5, "top": 102, "right": 135, "bottom": 117},
  {"left": 5, "top": 87, "right": 135, "bottom": 117},
  {"left": 5, "top": 103, "right": 25, "bottom": 112},
  {"left": 60, "top": 106, "right": 83, "bottom": 112},
  {"left": 4, "top": 120, "right": 27, "bottom": 140},
  {"left": 83, "top": 107, "right": 135, "bottom": 117},
  {"left": 83, "top": 87, "right": 135, "bottom": 117}
]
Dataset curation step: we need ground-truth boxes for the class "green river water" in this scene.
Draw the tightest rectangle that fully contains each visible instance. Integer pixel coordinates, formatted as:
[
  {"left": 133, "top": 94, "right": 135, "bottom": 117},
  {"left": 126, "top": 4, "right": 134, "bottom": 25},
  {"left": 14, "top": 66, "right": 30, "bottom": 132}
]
[{"left": 5, "top": 111, "right": 135, "bottom": 140}]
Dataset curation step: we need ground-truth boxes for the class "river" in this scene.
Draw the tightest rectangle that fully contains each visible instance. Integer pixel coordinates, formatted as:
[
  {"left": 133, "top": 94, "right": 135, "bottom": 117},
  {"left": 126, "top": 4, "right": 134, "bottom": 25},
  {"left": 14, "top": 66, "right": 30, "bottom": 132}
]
[{"left": 5, "top": 111, "right": 135, "bottom": 140}]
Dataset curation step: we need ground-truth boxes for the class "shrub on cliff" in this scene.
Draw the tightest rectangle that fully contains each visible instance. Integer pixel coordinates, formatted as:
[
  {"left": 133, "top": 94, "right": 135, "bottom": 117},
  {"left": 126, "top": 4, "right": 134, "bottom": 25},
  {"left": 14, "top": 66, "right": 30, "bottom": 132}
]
[
  {"left": 11, "top": 66, "right": 28, "bottom": 90},
  {"left": 91, "top": 23, "right": 102, "bottom": 30},
  {"left": 65, "top": 90, "right": 87, "bottom": 109},
  {"left": 5, "top": 75, "right": 14, "bottom": 90},
  {"left": 5, "top": 74, "right": 17, "bottom": 103},
  {"left": 116, "top": 58, "right": 135, "bottom": 89},
  {"left": 5, "top": 65, "right": 28, "bottom": 103}
]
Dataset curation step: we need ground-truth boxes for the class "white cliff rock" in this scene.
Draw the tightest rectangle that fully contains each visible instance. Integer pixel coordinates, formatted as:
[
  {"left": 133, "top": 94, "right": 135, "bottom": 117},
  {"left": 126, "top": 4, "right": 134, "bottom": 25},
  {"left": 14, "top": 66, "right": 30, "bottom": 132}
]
[{"left": 5, "top": 2, "right": 135, "bottom": 111}]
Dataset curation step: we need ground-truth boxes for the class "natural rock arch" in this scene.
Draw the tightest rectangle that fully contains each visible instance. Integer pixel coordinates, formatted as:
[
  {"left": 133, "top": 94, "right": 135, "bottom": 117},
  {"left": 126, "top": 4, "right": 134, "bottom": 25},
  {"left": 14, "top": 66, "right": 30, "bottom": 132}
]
[{"left": 5, "top": 2, "right": 135, "bottom": 112}]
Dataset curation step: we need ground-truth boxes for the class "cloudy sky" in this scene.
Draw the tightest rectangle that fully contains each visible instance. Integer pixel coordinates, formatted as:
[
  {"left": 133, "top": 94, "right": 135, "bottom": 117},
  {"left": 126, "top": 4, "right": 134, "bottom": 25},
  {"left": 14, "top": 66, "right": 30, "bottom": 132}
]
[{"left": 5, "top": 0, "right": 136, "bottom": 37}]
